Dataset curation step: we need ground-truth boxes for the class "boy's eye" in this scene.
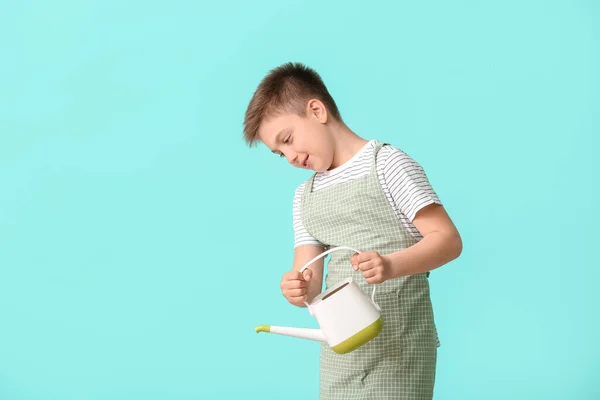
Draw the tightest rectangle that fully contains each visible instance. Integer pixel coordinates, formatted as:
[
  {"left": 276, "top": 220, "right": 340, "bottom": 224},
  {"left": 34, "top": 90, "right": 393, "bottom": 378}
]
[
  {"left": 279, "top": 153, "right": 285, "bottom": 158},
  {"left": 283, "top": 135, "right": 291, "bottom": 144}
]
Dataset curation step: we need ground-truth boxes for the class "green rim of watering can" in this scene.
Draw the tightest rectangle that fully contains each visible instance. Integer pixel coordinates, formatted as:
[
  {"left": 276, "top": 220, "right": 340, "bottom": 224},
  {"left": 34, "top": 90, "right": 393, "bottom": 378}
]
[{"left": 331, "top": 317, "right": 383, "bottom": 354}]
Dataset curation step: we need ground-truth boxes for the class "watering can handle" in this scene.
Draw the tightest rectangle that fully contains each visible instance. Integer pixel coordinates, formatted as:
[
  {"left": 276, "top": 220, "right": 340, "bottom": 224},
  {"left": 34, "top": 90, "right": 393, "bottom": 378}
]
[{"left": 298, "top": 246, "right": 377, "bottom": 305}]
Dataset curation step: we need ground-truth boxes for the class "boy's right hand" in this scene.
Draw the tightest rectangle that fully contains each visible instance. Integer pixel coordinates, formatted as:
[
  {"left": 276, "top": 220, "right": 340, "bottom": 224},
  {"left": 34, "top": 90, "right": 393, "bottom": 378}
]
[{"left": 280, "top": 269, "right": 313, "bottom": 307}]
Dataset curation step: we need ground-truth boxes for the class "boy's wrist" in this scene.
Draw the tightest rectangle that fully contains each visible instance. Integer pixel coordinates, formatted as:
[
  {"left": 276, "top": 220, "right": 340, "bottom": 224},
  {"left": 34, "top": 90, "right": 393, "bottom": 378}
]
[{"left": 384, "top": 252, "right": 408, "bottom": 279}]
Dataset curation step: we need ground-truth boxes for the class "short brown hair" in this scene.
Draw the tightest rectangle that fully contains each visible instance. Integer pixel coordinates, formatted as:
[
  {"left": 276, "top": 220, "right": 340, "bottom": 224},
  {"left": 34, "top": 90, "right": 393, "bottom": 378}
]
[{"left": 243, "top": 62, "right": 342, "bottom": 147}]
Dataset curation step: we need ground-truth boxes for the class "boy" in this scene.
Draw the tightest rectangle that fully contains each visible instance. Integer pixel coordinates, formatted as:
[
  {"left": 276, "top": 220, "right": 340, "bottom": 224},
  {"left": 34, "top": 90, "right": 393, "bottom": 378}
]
[{"left": 243, "top": 62, "right": 462, "bottom": 399}]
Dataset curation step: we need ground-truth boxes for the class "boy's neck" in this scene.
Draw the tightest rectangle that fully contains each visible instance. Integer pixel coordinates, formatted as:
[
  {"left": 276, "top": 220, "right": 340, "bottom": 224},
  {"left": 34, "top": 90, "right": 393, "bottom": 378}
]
[{"left": 328, "top": 122, "right": 369, "bottom": 170}]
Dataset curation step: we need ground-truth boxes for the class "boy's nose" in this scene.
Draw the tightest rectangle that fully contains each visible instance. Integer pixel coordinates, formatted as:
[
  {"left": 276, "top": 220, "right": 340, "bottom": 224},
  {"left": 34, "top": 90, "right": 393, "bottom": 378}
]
[{"left": 286, "top": 152, "right": 298, "bottom": 164}]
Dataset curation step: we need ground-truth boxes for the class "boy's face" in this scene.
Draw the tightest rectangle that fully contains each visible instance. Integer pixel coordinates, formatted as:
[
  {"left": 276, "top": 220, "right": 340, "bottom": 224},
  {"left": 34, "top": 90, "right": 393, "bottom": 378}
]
[{"left": 258, "top": 100, "right": 335, "bottom": 172}]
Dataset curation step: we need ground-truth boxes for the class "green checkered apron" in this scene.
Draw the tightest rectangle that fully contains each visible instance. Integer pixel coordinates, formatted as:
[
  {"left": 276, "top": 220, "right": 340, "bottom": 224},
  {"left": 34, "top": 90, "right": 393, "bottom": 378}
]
[{"left": 301, "top": 142, "right": 439, "bottom": 399}]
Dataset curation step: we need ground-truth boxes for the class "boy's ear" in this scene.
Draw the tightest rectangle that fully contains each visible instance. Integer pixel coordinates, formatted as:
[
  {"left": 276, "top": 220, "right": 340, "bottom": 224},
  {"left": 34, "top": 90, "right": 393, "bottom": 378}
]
[{"left": 306, "top": 99, "right": 328, "bottom": 123}]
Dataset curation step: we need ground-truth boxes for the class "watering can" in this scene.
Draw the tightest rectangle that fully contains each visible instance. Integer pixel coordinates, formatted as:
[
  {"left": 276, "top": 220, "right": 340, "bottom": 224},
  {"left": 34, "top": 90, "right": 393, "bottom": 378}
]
[{"left": 255, "top": 246, "right": 382, "bottom": 354}]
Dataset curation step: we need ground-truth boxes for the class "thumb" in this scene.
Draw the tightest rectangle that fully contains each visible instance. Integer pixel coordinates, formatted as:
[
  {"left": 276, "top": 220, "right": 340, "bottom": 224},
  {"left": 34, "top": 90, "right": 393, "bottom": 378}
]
[
  {"left": 350, "top": 253, "right": 359, "bottom": 270},
  {"left": 302, "top": 268, "right": 312, "bottom": 282}
]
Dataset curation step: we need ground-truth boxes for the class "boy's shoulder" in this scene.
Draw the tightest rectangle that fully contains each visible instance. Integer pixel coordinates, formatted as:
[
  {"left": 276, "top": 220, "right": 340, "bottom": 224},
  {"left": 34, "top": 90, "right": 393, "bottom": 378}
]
[
  {"left": 378, "top": 141, "right": 422, "bottom": 168},
  {"left": 378, "top": 140, "right": 409, "bottom": 156}
]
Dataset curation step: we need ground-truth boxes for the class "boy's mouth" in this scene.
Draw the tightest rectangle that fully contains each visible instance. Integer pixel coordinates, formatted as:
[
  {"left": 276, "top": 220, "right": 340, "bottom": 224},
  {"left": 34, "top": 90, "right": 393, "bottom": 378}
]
[{"left": 303, "top": 156, "right": 310, "bottom": 168}]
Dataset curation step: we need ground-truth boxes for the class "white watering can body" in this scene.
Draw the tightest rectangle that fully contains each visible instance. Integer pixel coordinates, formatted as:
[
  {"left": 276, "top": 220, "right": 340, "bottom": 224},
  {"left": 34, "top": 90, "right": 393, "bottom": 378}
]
[{"left": 255, "top": 246, "right": 383, "bottom": 354}]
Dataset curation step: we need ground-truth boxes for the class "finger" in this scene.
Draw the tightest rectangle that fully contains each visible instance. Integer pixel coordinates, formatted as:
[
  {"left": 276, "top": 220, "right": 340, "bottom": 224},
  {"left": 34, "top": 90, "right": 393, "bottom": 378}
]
[
  {"left": 356, "top": 252, "right": 373, "bottom": 263},
  {"left": 288, "top": 293, "right": 308, "bottom": 303},
  {"left": 358, "top": 260, "right": 376, "bottom": 271},
  {"left": 282, "top": 279, "right": 307, "bottom": 290},
  {"left": 365, "top": 275, "right": 382, "bottom": 284},
  {"left": 351, "top": 253, "right": 365, "bottom": 270},
  {"left": 285, "top": 288, "right": 307, "bottom": 298},
  {"left": 362, "top": 268, "right": 378, "bottom": 279},
  {"left": 302, "top": 268, "right": 313, "bottom": 282},
  {"left": 289, "top": 297, "right": 307, "bottom": 306},
  {"left": 283, "top": 271, "right": 304, "bottom": 280}
]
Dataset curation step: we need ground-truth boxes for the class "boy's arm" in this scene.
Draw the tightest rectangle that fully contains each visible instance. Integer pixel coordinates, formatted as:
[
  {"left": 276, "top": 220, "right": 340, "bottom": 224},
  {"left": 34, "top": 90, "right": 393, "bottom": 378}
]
[
  {"left": 386, "top": 203, "right": 462, "bottom": 278},
  {"left": 351, "top": 203, "right": 462, "bottom": 282},
  {"left": 292, "top": 245, "right": 325, "bottom": 305}
]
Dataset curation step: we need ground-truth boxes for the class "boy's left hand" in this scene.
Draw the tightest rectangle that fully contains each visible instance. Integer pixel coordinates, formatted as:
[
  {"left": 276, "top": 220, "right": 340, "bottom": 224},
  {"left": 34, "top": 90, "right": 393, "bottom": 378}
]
[{"left": 350, "top": 251, "right": 392, "bottom": 284}]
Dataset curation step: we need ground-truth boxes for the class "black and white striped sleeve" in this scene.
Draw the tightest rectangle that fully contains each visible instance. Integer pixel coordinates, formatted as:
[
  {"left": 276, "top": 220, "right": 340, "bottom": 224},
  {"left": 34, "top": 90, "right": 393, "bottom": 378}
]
[
  {"left": 382, "top": 148, "right": 442, "bottom": 222},
  {"left": 292, "top": 182, "right": 323, "bottom": 248}
]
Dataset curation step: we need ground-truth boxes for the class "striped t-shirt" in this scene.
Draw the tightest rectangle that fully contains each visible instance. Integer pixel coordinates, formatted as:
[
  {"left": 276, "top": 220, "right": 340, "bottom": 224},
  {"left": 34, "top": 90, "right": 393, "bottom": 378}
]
[{"left": 293, "top": 140, "right": 442, "bottom": 249}]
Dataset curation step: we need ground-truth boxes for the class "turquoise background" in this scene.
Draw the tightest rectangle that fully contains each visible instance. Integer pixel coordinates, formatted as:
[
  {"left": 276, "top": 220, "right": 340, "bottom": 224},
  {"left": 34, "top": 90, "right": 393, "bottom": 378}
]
[{"left": 1, "top": 1, "right": 598, "bottom": 399}]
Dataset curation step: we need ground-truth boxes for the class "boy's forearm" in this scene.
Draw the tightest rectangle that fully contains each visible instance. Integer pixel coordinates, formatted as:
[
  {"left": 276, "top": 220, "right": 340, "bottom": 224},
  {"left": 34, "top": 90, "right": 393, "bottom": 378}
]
[{"left": 386, "top": 231, "right": 462, "bottom": 278}]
